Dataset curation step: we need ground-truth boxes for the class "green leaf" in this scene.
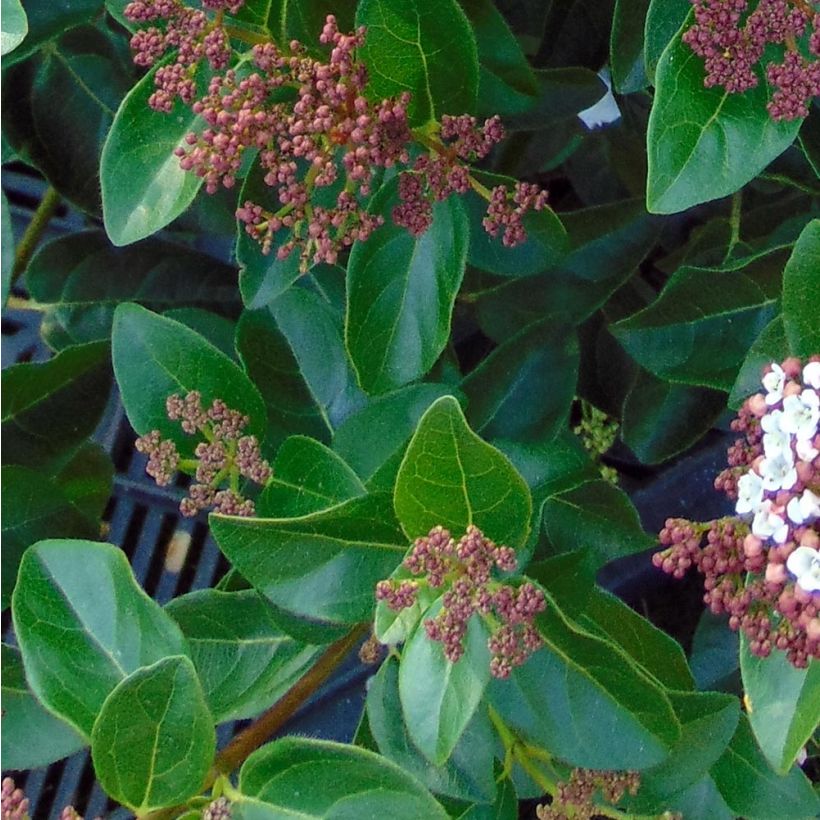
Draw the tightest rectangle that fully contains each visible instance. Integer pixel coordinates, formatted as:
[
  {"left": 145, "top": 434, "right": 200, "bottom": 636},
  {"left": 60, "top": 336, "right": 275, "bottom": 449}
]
[
  {"left": 101, "top": 62, "right": 203, "bottom": 244},
  {"left": 621, "top": 370, "right": 728, "bottom": 464},
  {"left": 461, "top": 320, "right": 578, "bottom": 442},
  {"left": 643, "top": 0, "right": 689, "bottom": 81},
  {"left": 332, "top": 383, "right": 457, "bottom": 488},
  {"left": 1, "top": 0, "right": 27, "bottom": 55},
  {"left": 12, "top": 539, "right": 189, "bottom": 737},
  {"left": 782, "top": 219, "right": 820, "bottom": 357},
  {"left": 165, "top": 589, "right": 321, "bottom": 722},
  {"left": 346, "top": 176, "right": 469, "bottom": 395},
  {"left": 394, "top": 396, "right": 532, "bottom": 549},
  {"left": 52, "top": 441, "right": 114, "bottom": 526},
  {"left": 355, "top": 0, "right": 479, "bottom": 126},
  {"left": 91, "top": 655, "right": 215, "bottom": 813},
  {"left": 1, "top": 467, "right": 98, "bottom": 609},
  {"left": 165, "top": 308, "right": 236, "bottom": 360},
  {"left": 489, "top": 591, "right": 680, "bottom": 770},
  {"left": 646, "top": 21, "right": 802, "bottom": 213},
  {"left": 1, "top": 191, "right": 13, "bottom": 305},
  {"left": 236, "top": 737, "right": 449, "bottom": 819},
  {"left": 257, "top": 435, "right": 365, "bottom": 517},
  {"left": 1, "top": 340, "right": 111, "bottom": 467},
  {"left": 112, "top": 303, "right": 266, "bottom": 453},
  {"left": 1, "top": 644, "right": 86, "bottom": 770},
  {"left": 210, "top": 492, "right": 406, "bottom": 625},
  {"left": 729, "top": 315, "right": 792, "bottom": 409},
  {"left": 610, "top": 0, "right": 649, "bottom": 94},
  {"left": 741, "top": 636, "right": 820, "bottom": 775},
  {"left": 541, "top": 479, "right": 655, "bottom": 569},
  {"left": 368, "top": 657, "right": 496, "bottom": 802},
  {"left": 689, "top": 610, "right": 740, "bottom": 692},
  {"left": 280, "top": 0, "right": 357, "bottom": 48},
  {"left": 399, "top": 601, "right": 491, "bottom": 765},
  {"left": 26, "top": 231, "right": 238, "bottom": 347},
  {"left": 710, "top": 714, "right": 820, "bottom": 819},
  {"left": 612, "top": 247, "right": 788, "bottom": 391}
]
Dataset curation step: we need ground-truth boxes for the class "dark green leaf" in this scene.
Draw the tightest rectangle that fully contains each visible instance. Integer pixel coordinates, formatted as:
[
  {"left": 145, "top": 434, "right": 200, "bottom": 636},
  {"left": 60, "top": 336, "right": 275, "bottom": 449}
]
[
  {"left": 235, "top": 737, "right": 449, "bottom": 819},
  {"left": 729, "top": 316, "right": 792, "bottom": 409},
  {"left": 165, "top": 308, "right": 236, "bottom": 360},
  {"left": 52, "top": 441, "right": 114, "bottom": 526},
  {"left": 782, "top": 219, "right": 820, "bottom": 357},
  {"left": 1, "top": 191, "right": 12, "bottom": 305},
  {"left": 612, "top": 247, "right": 788, "bottom": 391},
  {"left": 112, "top": 303, "right": 266, "bottom": 454},
  {"left": 1, "top": 644, "right": 86, "bottom": 770},
  {"left": 1, "top": 0, "right": 28, "bottom": 55},
  {"left": 256, "top": 435, "right": 366, "bottom": 517},
  {"left": 647, "top": 21, "right": 802, "bottom": 213},
  {"left": 689, "top": 610, "right": 740, "bottom": 692},
  {"left": 101, "top": 62, "right": 203, "bottom": 244},
  {"left": 394, "top": 396, "right": 532, "bottom": 549},
  {"left": 1, "top": 467, "right": 98, "bottom": 609},
  {"left": 643, "top": 0, "right": 689, "bottom": 81},
  {"left": 281, "top": 0, "right": 357, "bottom": 47},
  {"left": 210, "top": 492, "right": 406, "bottom": 625},
  {"left": 541, "top": 479, "right": 654, "bottom": 569},
  {"left": 332, "top": 383, "right": 457, "bottom": 489},
  {"left": 165, "top": 589, "right": 321, "bottom": 722},
  {"left": 91, "top": 655, "right": 215, "bottom": 813},
  {"left": 461, "top": 320, "right": 578, "bottom": 442},
  {"left": 621, "top": 370, "right": 728, "bottom": 464},
  {"left": 12, "top": 539, "right": 189, "bottom": 736},
  {"left": 610, "top": 0, "right": 649, "bottom": 94},
  {"left": 740, "top": 635, "right": 820, "bottom": 775},
  {"left": 1, "top": 340, "right": 111, "bottom": 467},
  {"left": 355, "top": 0, "right": 479, "bottom": 126},
  {"left": 346, "top": 177, "right": 469, "bottom": 394},
  {"left": 368, "top": 657, "right": 496, "bottom": 802},
  {"left": 399, "top": 600, "right": 491, "bottom": 765},
  {"left": 26, "top": 231, "right": 238, "bottom": 347}
]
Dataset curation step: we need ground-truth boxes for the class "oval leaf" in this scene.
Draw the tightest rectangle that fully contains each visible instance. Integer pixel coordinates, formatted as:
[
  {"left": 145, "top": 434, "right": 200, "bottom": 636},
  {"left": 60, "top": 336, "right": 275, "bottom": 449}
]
[
  {"left": 782, "top": 219, "right": 820, "bottom": 357},
  {"left": 1, "top": 0, "right": 27, "bottom": 55}
]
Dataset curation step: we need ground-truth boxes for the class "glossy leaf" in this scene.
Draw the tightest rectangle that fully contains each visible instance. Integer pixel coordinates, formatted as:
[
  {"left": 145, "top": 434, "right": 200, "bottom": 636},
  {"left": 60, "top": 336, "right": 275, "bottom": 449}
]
[
  {"left": 461, "top": 320, "right": 579, "bottom": 442},
  {"left": 165, "top": 308, "right": 236, "bottom": 359},
  {"left": 52, "top": 441, "right": 114, "bottom": 526},
  {"left": 281, "top": 0, "right": 357, "bottom": 46},
  {"left": 26, "top": 231, "right": 238, "bottom": 347},
  {"left": 689, "top": 610, "right": 740, "bottom": 692},
  {"left": 612, "top": 247, "right": 788, "bottom": 391},
  {"left": 729, "top": 316, "right": 792, "bottom": 409},
  {"left": 1, "top": 644, "right": 86, "bottom": 770},
  {"left": 101, "top": 62, "right": 203, "bottom": 244},
  {"left": 647, "top": 22, "right": 802, "bottom": 213},
  {"left": 256, "top": 435, "right": 366, "bottom": 517},
  {"left": 368, "top": 657, "right": 496, "bottom": 802},
  {"left": 610, "top": 0, "right": 649, "bottom": 94},
  {"left": 91, "top": 656, "right": 215, "bottom": 813},
  {"left": 112, "top": 303, "right": 266, "bottom": 453},
  {"left": 782, "top": 219, "right": 820, "bottom": 357},
  {"left": 12, "top": 540, "right": 188, "bottom": 736},
  {"left": 399, "top": 601, "right": 491, "bottom": 765},
  {"left": 1, "top": 340, "right": 111, "bottom": 467},
  {"left": 235, "top": 737, "right": 449, "bottom": 819},
  {"left": 346, "top": 177, "right": 469, "bottom": 394},
  {"left": 394, "top": 396, "right": 532, "bottom": 549},
  {"left": 210, "top": 492, "right": 406, "bottom": 624},
  {"left": 740, "top": 636, "right": 820, "bottom": 774},
  {"left": 643, "top": 0, "right": 689, "bottom": 80},
  {"left": 355, "top": 0, "right": 479, "bottom": 125},
  {"left": 0, "top": 0, "right": 27, "bottom": 56}
]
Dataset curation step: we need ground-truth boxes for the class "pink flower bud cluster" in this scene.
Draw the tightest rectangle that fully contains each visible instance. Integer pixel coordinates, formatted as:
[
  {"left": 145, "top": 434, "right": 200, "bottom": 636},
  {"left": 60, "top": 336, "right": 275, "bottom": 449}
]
[
  {"left": 683, "top": 0, "right": 820, "bottom": 121},
  {"left": 482, "top": 182, "right": 550, "bottom": 248},
  {"left": 654, "top": 357, "right": 820, "bottom": 667},
  {"left": 135, "top": 390, "right": 271, "bottom": 518},
  {"left": 1, "top": 779, "right": 28, "bottom": 820},
  {"left": 536, "top": 769, "right": 642, "bottom": 820},
  {"left": 375, "top": 525, "right": 546, "bottom": 678},
  {"left": 203, "top": 796, "right": 231, "bottom": 820},
  {"left": 124, "top": 0, "right": 243, "bottom": 112}
]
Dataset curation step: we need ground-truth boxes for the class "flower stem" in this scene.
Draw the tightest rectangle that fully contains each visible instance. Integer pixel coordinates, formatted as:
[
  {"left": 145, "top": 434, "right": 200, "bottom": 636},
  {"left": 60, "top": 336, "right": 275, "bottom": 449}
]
[
  {"left": 11, "top": 186, "right": 61, "bottom": 283},
  {"left": 724, "top": 189, "right": 742, "bottom": 263},
  {"left": 223, "top": 23, "right": 271, "bottom": 46}
]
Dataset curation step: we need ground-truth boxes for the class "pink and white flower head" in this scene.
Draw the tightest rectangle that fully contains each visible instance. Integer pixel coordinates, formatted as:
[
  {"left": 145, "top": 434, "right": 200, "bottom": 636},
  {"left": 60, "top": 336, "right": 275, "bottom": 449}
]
[
  {"left": 803, "top": 361, "right": 820, "bottom": 390},
  {"left": 787, "top": 489, "right": 820, "bottom": 527},
  {"left": 781, "top": 389, "right": 820, "bottom": 440},
  {"left": 763, "top": 363, "right": 787, "bottom": 405},
  {"left": 786, "top": 546, "right": 820, "bottom": 593},
  {"left": 752, "top": 500, "right": 789, "bottom": 544}
]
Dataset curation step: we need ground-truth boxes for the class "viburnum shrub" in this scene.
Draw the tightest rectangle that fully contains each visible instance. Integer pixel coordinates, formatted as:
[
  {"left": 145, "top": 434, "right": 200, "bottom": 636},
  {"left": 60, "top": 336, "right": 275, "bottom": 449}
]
[{"left": 1, "top": 0, "right": 819, "bottom": 818}]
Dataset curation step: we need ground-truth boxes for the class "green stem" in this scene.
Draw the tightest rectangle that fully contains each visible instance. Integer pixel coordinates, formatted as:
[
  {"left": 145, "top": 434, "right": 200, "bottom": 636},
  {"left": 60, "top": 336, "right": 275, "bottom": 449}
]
[
  {"left": 12, "top": 186, "right": 61, "bottom": 283},
  {"left": 222, "top": 23, "right": 271, "bottom": 46},
  {"left": 724, "top": 190, "right": 742, "bottom": 263}
]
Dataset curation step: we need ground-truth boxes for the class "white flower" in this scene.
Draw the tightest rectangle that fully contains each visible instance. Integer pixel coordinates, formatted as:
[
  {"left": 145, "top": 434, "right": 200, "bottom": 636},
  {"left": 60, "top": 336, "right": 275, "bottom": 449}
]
[
  {"left": 761, "top": 410, "right": 791, "bottom": 458},
  {"left": 736, "top": 471, "right": 765, "bottom": 515},
  {"left": 762, "top": 363, "right": 786, "bottom": 405},
  {"left": 786, "top": 490, "right": 820, "bottom": 526},
  {"left": 759, "top": 451, "right": 797, "bottom": 491},
  {"left": 781, "top": 390, "right": 820, "bottom": 440},
  {"left": 803, "top": 361, "right": 820, "bottom": 390},
  {"left": 752, "top": 501, "right": 790, "bottom": 543},
  {"left": 786, "top": 546, "right": 820, "bottom": 592},
  {"left": 796, "top": 437, "right": 819, "bottom": 462}
]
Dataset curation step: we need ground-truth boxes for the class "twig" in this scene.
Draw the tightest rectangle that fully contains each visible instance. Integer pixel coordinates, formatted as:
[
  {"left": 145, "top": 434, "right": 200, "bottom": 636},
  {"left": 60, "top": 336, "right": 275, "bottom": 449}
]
[{"left": 11, "top": 186, "right": 61, "bottom": 283}]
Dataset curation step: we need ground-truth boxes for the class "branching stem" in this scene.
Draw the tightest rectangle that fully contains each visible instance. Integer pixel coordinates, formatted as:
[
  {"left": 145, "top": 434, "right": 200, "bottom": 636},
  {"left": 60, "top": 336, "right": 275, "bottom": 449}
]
[{"left": 11, "top": 186, "right": 61, "bottom": 283}]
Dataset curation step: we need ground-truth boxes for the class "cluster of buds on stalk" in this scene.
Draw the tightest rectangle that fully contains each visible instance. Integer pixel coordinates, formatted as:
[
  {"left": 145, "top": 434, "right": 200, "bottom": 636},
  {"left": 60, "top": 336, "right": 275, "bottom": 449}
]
[
  {"left": 123, "top": 3, "right": 550, "bottom": 268},
  {"left": 683, "top": 0, "right": 820, "bottom": 120},
  {"left": 135, "top": 390, "right": 271, "bottom": 517},
  {"left": 654, "top": 358, "right": 820, "bottom": 667},
  {"left": 536, "top": 769, "right": 643, "bottom": 820},
  {"left": 376, "top": 525, "right": 546, "bottom": 678}
]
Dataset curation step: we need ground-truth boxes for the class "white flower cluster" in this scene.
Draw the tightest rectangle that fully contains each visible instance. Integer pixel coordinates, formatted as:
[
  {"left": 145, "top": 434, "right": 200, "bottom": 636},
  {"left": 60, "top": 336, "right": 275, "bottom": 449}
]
[{"left": 736, "top": 361, "right": 820, "bottom": 592}]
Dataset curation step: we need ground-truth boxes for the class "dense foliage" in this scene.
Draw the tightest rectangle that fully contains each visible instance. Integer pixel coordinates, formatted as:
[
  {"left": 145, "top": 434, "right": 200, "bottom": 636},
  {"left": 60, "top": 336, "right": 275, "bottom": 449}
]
[{"left": 1, "top": 0, "right": 819, "bottom": 818}]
